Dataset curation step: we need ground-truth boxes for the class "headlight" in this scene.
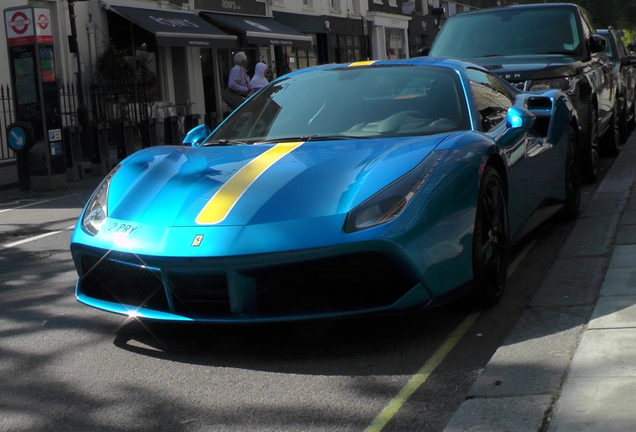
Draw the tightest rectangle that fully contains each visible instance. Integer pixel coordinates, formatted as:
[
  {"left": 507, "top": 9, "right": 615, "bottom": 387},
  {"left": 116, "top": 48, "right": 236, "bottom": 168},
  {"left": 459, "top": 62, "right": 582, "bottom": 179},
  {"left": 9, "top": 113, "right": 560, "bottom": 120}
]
[
  {"left": 82, "top": 164, "right": 121, "bottom": 235},
  {"left": 529, "top": 77, "right": 576, "bottom": 94},
  {"left": 344, "top": 150, "right": 447, "bottom": 233}
]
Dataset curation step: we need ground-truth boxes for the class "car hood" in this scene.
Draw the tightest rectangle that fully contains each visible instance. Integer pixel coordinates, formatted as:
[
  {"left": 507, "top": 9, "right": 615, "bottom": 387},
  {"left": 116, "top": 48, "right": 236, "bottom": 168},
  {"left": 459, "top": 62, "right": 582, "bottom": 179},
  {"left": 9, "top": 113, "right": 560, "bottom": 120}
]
[
  {"left": 467, "top": 54, "right": 580, "bottom": 80},
  {"left": 107, "top": 137, "right": 446, "bottom": 228}
]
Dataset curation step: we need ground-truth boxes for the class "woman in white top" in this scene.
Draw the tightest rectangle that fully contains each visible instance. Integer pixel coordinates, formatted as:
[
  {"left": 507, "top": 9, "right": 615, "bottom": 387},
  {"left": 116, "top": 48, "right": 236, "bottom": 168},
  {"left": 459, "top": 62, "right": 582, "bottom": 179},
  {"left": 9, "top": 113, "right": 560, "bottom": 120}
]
[{"left": 250, "top": 62, "right": 269, "bottom": 93}]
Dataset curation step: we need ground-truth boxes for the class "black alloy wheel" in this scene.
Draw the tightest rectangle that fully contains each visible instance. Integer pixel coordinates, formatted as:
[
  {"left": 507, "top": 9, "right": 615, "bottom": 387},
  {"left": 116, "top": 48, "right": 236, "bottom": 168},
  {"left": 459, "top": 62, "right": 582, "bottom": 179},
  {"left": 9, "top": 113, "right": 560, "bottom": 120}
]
[
  {"left": 468, "top": 166, "right": 509, "bottom": 308},
  {"left": 618, "top": 93, "right": 629, "bottom": 142},
  {"left": 558, "top": 126, "right": 581, "bottom": 222},
  {"left": 601, "top": 108, "right": 621, "bottom": 157},
  {"left": 582, "top": 106, "right": 599, "bottom": 183}
]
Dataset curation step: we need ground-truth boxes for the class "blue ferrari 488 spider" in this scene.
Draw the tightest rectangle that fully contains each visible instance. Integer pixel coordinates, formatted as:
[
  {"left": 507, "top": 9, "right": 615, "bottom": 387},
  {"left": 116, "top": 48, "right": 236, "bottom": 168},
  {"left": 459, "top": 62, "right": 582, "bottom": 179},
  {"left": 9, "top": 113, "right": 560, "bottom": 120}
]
[{"left": 71, "top": 57, "right": 580, "bottom": 322}]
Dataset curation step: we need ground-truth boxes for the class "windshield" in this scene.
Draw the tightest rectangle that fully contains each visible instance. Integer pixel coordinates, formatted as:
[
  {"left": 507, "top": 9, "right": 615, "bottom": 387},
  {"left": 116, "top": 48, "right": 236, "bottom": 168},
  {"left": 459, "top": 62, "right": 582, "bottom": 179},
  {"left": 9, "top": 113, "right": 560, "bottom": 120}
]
[
  {"left": 206, "top": 65, "right": 469, "bottom": 144},
  {"left": 429, "top": 7, "right": 582, "bottom": 59}
]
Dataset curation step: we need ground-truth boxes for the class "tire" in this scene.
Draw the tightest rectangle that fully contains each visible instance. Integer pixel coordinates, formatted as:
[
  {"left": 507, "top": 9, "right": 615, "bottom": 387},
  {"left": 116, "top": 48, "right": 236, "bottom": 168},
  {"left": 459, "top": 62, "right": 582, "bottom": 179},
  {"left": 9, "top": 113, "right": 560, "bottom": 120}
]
[
  {"left": 618, "top": 93, "right": 629, "bottom": 143},
  {"left": 581, "top": 106, "right": 599, "bottom": 184},
  {"left": 600, "top": 109, "right": 620, "bottom": 157},
  {"left": 558, "top": 126, "right": 581, "bottom": 222},
  {"left": 466, "top": 166, "right": 509, "bottom": 308}
]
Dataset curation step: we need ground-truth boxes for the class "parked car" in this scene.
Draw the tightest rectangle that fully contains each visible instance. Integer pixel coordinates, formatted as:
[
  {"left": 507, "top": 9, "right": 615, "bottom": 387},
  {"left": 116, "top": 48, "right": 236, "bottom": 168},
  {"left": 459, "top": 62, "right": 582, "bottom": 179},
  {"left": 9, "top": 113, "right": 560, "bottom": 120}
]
[
  {"left": 70, "top": 57, "right": 580, "bottom": 323},
  {"left": 429, "top": 3, "right": 617, "bottom": 182},
  {"left": 598, "top": 27, "right": 636, "bottom": 143}
]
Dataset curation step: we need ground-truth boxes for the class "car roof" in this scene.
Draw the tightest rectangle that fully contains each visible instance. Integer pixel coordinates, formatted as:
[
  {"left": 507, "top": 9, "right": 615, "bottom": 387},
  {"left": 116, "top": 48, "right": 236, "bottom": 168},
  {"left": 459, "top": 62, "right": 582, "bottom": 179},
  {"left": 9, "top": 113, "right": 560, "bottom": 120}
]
[
  {"left": 285, "top": 57, "right": 486, "bottom": 74},
  {"left": 448, "top": 2, "right": 579, "bottom": 17}
]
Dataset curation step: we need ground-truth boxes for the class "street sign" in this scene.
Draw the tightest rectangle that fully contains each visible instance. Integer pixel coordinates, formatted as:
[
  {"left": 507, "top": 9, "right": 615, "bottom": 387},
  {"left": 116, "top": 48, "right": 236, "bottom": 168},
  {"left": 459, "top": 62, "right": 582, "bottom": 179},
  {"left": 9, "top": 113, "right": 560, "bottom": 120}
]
[{"left": 7, "top": 122, "right": 34, "bottom": 153}]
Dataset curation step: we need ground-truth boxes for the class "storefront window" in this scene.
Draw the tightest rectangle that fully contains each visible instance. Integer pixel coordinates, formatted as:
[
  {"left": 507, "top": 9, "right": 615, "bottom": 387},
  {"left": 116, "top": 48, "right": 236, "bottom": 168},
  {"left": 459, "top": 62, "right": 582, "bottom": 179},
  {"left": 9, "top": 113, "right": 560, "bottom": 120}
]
[
  {"left": 285, "top": 34, "right": 318, "bottom": 71},
  {"left": 385, "top": 28, "right": 406, "bottom": 59}
]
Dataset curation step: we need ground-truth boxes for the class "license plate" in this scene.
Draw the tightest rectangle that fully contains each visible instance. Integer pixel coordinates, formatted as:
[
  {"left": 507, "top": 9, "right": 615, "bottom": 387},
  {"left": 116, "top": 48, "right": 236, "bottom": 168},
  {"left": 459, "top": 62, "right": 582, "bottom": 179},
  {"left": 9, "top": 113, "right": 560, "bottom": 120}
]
[{"left": 107, "top": 221, "right": 141, "bottom": 236}]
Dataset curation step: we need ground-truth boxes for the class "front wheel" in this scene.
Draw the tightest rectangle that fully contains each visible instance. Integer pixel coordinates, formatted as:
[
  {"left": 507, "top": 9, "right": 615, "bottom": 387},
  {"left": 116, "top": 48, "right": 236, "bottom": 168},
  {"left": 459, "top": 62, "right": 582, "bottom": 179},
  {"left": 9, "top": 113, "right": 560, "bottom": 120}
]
[
  {"left": 581, "top": 106, "right": 599, "bottom": 183},
  {"left": 558, "top": 126, "right": 581, "bottom": 222},
  {"left": 466, "top": 166, "right": 509, "bottom": 308},
  {"left": 600, "top": 109, "right": 620, "bottom": 157}
]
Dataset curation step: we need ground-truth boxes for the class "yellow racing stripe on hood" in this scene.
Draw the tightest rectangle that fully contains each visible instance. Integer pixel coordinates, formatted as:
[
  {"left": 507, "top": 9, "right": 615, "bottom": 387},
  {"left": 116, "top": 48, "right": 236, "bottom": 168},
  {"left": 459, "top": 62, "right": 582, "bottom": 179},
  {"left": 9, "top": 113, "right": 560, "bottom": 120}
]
[
  {"left": 349, "top": 60, "right": 376, "bottom": 67},
  {"left": 196, "top": 142, "right": 304, "bottom": 225}
]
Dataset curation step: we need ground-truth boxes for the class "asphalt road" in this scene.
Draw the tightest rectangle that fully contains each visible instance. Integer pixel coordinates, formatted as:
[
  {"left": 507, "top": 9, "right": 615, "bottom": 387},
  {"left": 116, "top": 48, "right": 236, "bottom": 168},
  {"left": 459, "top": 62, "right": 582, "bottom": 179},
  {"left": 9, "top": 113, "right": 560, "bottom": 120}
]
[{"left": 0, "top": 157, "right": 614, "bottom": 432}]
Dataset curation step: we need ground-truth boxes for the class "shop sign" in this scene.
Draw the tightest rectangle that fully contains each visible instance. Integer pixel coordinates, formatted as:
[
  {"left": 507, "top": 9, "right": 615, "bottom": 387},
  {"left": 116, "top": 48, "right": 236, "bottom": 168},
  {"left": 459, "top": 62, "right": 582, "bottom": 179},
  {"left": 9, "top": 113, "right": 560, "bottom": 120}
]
[{"left": 194, "top": 0, "right": 266, "bottom": 16}]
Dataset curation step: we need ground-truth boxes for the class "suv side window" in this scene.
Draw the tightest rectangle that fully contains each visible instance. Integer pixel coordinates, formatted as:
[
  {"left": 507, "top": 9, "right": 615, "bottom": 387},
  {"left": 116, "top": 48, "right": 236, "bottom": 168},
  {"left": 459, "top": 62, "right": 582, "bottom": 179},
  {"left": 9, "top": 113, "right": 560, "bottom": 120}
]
[
  {"left": 466, "top": 68, "right": 514, "bottom": 132},
  {"left": 580, "top": 10, "right": 596, "bottom": 42}
]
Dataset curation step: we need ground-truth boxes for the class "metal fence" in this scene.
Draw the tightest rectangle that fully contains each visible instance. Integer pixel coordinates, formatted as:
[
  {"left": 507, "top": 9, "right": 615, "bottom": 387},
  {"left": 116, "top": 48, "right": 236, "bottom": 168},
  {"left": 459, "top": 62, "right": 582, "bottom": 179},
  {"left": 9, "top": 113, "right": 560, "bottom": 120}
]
[
  {"left": 0, "top": 84, "right": 16, "bottom": 162},
  {"left": 0, "top": 79, "right": 174, "bottom": 163}
]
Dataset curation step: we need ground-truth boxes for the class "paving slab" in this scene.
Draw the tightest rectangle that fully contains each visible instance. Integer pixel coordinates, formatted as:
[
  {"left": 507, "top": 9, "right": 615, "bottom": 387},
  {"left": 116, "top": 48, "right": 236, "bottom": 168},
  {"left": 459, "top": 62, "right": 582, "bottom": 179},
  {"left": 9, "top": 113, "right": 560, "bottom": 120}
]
[
  {"left": 443, "top": 395, "right": 553, "bottom": 432},
  {"left": 567, "top": 328, "right": 636, "bottom": 378},
  {"left": 547, "top": 377, "right": 636, "bottom": 432},
  {"left": 607, "top": 244, "right": 636, "bottom": 269},
  {"left": 599, "top": 267, "right": 636, "bottom": 296},
  {"left": 619, "top": 209, "right": 636, "bottom": 225},
  {"left": 558, "top": 214, "right": 619, "bottom": 258},
  {"left": 467, "top": 306, "right": 589, "bottom": 398},
  {"left": 529, "top": 257, "right": 606, "bottom": 307},
  {"left": 614, "top": 223, "right": 636, "bottom": 244},
  {"left": 588, "top": 295, "right": 636, "bottom": 329},
  {"left": 580, "top": 190, "right": 628, "bottom": 218}
]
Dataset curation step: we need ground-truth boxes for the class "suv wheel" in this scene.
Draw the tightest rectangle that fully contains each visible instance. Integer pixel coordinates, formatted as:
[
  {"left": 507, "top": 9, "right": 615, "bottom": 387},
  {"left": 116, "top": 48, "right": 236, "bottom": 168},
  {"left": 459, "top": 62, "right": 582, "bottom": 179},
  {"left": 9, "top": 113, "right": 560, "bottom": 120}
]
[
  {"left": 581, "top": 106, "right": 599, "bottom": 183},
  {"left": 601, "top": 108, "right": 620, "bottom": 157}
]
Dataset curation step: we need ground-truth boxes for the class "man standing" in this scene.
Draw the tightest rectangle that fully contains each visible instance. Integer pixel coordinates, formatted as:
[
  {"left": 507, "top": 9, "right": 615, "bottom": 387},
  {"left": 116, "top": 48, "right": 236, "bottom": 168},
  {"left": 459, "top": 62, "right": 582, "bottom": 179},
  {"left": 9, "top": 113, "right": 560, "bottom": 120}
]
[{"left": 223, "top": 51, "right": 251, "bottom": 109}]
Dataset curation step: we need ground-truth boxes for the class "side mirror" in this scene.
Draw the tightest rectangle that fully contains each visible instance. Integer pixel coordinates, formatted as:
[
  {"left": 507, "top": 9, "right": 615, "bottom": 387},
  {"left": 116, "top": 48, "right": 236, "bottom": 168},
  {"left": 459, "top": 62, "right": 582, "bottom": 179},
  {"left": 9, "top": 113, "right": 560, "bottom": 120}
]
[
  {"left": 589, "top": 34, "right": 607, "bottom": 53},
  {"left": 506, "top": 106, "right": 536, "bottom": 130},
  {"left": 182, "top": 124, "right": 212, "bottom": 147},
  {"left": 621, "top": 55, "right": 636, "bottom": 66}
]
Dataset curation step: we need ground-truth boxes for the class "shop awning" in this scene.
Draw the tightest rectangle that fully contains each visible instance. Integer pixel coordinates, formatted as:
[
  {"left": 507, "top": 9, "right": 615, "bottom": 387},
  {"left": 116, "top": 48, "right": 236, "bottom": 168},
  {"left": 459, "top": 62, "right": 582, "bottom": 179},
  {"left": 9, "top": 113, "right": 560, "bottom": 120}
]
[
  {"left": 199, "top": 12, "right": 312, "bottom": 46},
  {"left": 105, "top": 4, "right": 237, "bottom": 48}
]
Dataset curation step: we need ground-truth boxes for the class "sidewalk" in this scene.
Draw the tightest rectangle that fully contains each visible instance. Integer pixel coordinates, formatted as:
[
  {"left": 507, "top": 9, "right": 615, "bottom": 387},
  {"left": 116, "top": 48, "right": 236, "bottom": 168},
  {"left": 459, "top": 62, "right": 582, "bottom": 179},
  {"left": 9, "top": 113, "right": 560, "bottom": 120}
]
[
  {"left": 444, "top": 133, "right": 636, "bottom": 431},
  {"left": 1, "top": 135, "right": 635, "bottom": 431}
]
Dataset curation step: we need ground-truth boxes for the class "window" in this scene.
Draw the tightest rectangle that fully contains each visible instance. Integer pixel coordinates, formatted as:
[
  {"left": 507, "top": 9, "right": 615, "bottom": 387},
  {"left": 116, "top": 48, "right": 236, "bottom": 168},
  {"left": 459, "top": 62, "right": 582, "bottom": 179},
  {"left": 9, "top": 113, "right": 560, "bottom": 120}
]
[
  {"left": 389, "top": 0, "right": 398, "bottom": 6},
  {"left": 466, "top": 68, "right": 514, "bottom": 132},
  {"left": 351, "top": 0, "right": 361, "bottom": 15},
  {"left": 330, "top": 0, "right": 342, "bottom": 12},
  {"left": 303, "top": 0, "right": 313, "bottom": 8}
]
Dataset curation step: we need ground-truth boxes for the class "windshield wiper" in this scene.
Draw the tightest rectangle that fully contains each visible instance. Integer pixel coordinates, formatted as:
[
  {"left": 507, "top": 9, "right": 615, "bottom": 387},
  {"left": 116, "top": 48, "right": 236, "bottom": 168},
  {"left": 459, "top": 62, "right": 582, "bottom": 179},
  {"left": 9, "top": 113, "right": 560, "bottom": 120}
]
[
  {"left": 259, "top": 134, "right": 370, "bottom": 144},
  {"left": 202, "top": 139, "right": 246, "bottom": 147},
  {"left": 538, "top": 51, "right": 578, "bottom": 56}
]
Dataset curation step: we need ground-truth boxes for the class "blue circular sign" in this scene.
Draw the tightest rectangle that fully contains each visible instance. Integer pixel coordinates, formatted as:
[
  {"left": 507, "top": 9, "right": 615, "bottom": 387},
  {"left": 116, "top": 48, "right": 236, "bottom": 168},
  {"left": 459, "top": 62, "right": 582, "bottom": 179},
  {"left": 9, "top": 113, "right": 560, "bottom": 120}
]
[{"left": 8, "top": 125, "right": 27, "bottom": 151}]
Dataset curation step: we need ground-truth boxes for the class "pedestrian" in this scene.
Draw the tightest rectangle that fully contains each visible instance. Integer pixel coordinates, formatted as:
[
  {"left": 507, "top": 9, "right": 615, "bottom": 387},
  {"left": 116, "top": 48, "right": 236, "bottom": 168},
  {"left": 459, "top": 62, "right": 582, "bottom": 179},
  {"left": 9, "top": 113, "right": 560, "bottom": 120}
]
[
  {"left": 222, "top": 51, "right": 251, "bottom": 110},
  {"left": 250, "top": 62, "right": 269, "bottom": 93}
]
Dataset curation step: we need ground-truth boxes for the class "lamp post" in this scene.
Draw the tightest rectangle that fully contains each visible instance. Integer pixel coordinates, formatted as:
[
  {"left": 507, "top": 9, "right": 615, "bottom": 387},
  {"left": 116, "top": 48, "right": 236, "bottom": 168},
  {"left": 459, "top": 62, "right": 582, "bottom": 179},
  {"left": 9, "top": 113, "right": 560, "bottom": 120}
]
[{"left": 67, "top": 0, "right": 90, "bottom": 153}]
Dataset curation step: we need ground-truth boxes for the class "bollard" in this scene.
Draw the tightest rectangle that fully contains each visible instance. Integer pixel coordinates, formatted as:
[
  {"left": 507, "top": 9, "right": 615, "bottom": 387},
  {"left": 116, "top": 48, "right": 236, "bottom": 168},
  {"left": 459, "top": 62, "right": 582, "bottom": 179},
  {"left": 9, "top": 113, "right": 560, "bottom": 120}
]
[
  {"left": 63, "top": 125, "right": 84, "bottom": 181},
  {"left": 139, "top": 118, "right": 157, "bottom": 148},
  {"left": 164, "top": 116, "right": 180, "bottom": 145},
  {"left": 116, "top": 120, "right": 136, "bottom": 160},
  {"left": 204, "top": 112, "right": 219, "bottom": 130},
  {"left": 90, "top": 122, "right": 112, "bottom": 176},
  {"left": 184, "top": 114, "right": 201, "bottom": 134}
]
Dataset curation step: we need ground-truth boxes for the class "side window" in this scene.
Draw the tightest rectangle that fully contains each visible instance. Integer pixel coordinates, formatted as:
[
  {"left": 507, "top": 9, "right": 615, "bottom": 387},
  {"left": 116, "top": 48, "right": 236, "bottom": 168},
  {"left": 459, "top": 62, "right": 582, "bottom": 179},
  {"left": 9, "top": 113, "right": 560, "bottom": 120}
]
[
  {"left": 466, "top": 68, "right": 514, "bottom": 132},
  {"left": 580, "top": 11, "right": 595, "bottom": 41}
]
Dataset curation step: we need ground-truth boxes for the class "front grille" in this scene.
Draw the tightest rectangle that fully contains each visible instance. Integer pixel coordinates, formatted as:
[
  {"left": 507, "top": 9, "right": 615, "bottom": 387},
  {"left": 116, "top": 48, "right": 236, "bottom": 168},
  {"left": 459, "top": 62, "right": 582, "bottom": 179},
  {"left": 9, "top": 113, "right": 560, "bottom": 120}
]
[
  {"left": 509, "top": 80, "right": 527, "bottom": 91},
  {"left": 254, "top": 252, "right": 416, "bottom": 314},
  {"left": 168, "top": 271, "right": 231, "bottom": 315},
  {"left": 79, "top": 254, "right": 169, "bottom": 311}
]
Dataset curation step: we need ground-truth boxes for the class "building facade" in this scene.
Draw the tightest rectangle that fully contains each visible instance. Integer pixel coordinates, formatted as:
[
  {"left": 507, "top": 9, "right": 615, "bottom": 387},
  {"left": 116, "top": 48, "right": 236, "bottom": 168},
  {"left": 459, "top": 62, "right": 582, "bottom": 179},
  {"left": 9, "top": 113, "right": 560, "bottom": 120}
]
[{"left": 0, "top": 0, "right": 499, "bottom": 132}]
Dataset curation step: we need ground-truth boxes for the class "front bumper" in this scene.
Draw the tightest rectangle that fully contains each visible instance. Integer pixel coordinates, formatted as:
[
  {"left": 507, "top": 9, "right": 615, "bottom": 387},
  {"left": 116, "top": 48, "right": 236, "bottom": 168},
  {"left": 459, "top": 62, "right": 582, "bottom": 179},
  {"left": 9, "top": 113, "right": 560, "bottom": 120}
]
[{"left": 71, "top": 242, "right": 433, "bottom": 323}]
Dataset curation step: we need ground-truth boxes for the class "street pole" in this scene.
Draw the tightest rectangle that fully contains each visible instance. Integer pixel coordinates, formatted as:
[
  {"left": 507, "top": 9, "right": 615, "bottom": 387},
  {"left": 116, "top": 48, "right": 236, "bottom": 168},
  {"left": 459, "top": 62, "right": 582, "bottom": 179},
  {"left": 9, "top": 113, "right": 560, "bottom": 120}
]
[{"left": 67, "top": 0, "right": 91, "bottom": 155}]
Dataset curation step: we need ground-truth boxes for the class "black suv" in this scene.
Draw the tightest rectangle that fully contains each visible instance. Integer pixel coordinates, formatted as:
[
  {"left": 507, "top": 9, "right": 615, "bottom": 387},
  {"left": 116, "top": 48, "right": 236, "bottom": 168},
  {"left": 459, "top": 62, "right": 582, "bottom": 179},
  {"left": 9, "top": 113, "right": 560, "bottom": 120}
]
[
  {"left": 429, "top": 3, "right": 616, "bottom": 182},
  {"left": 598, "top": 27, "right": 636, "bottom": 143}
]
